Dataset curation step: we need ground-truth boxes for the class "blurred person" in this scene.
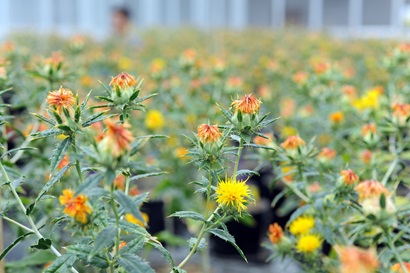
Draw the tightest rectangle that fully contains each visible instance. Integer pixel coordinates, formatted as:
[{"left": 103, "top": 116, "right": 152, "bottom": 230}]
[{"left": 111, "top": 6, "right": 142, "bottom": 47}]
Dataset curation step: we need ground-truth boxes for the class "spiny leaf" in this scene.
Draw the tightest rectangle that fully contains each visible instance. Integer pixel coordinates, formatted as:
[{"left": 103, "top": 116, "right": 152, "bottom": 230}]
[{"left": 49, "top": 137, "right": 71, "bottom": 173}]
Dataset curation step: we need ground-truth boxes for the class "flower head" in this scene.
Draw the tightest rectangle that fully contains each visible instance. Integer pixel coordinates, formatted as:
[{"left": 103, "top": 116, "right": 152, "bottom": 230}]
[
  {"left": 329, "top": 111, "right": 344, "bottom": 124},
  {"left": 391, "top": 262, "right": 410, "bottom": 273},
  {"left": 317, "top": 147, "right": 336, "bottom": 161},
  {"left": 339, "top": 246, "right": 379, "bottom": 273},
  {"left": 46, "top": 86, "right": 75, "bottom": 110},
  {"left": 215, "top": 177, "right": 252, "bottom": 213},
  {"left": 281, "top": 135, "right": 305, "bottom": 150},
  {"left": 125, "top": 212, "right": 149, "bottom": 227},
  {"left": 361, "top": 123, "right": 377, "bottom": 137},
  {"left": 109, "top": 72, "right": 137, "bottom": 89},
  {"left": 355, "top": 180, "right": 389, "bottom": 200},
  {"left": 340, "top": 169, "right": 359, "bottom": 185},
  {"left": 268, "top": 223, "right": 284, "bottom": 244},
  {"left": 102, "top": 119, "right": 134, "bottom": 157},
  {"left": 145, "top": 110, "right": 165, "bottom": 131},
  {"left": 59, "top": 189, "right": 92, "bottom": 224},
  {"left": 231, "top": 94, "right": 262, "bottom": 115},
  {"left": 296, "top": 234, "right": 322, "bottom": 253},
  {"left": 289, "top": 215, "right": 315, "bottom": 235},
  {"left": 197, "top": 124, "right": 221, "bottom": 143},
  {"left": 392, "top": 103, "right": 410, "bottom": 125}
]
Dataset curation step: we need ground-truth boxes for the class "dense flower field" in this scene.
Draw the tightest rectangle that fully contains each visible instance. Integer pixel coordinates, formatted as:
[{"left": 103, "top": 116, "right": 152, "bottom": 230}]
[{"left": 1, "top": 30, "right": 410, "bottom": 273}]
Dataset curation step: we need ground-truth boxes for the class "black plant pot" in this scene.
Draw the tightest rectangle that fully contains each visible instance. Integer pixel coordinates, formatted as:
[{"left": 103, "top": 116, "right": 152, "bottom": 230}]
[
  {"left": 210, "top": 199, "right": 271, "bottom": 262},
  {"left": 141, "top": 200, "right": 165, "bottom": 235}
]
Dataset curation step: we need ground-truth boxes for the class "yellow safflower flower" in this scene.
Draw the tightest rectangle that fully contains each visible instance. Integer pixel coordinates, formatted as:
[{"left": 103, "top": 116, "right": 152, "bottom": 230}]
[
  {"left": 215, "top": 177, "right": 252, "bottom": 213},
  {"left": 125, "top": 212, "right": 149, "bottom": 227},
  {"left": 296, "top": 234, "right": 322, "bottom": 253},
  {"left": 289, "top": 215, "right": 315, "bottom": 235},
  {"left": 145, "top": 110, "right": 165, "bottom": 131}
]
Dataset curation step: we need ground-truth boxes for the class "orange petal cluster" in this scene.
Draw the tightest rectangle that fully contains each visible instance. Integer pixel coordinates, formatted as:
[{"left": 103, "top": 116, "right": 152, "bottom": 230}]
[
  {"left": 46, "top": 86, "right": 75, "bottom": 110},
  {"left": 109, "top": 72, "right": 137, "bottom": 89},
  {"left": 355, "top": 180, "right": 389, "bottom": 200},
  {"left": 340, "top": 169, "right": 359, "bottom": 185},
  {"left": 268, "top": 223, "right": 284, "bottom": 244},
  {"left": 339, "top": 246, "right": 379, "bottom": 273},
  {"left": 59, "top": 189, "right": 92, "bottom": 224},
  {"left": 231, "top": 94, "right": 262, "bottom": 114},
  {"left": 281, "top": 135, "right": 305, "bottom": 150},
  {"left": 197, "top": 124, "right": 221, "bottom": 143}
]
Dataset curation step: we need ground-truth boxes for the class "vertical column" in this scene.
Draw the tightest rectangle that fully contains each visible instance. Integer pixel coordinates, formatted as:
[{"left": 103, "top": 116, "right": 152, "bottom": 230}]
[
  {"left": 272, "top": 0, "right": 285, "bottom": 28},
  {"left": 191, "top": 0, "right": 209, "bottom": 28},
  {"left": 142, "top": 0, "right": 160, "bottom": 27},
  {"left": 77, "top": 0, "right": 95, "bottom": 35},
  {"left": 348, "top": 0, "right": 363, "bottom": 31},
  {"left": 308, "top": 0, "right": 323, "bottom": 30},
  {"left": 0, "top": 0, "right": 11, "bottom": 39},
  {"left": 229, "top": 0, "right": 247, "bottom": 29},
  {"left": 167, "top": 0, "right": 181, "bottom": 27},
  {"left": 391, "top": 0, "right": 405, "bottom": 29},
  {"left": 38, "top": 0, "right": 53, "bottom": 33}
]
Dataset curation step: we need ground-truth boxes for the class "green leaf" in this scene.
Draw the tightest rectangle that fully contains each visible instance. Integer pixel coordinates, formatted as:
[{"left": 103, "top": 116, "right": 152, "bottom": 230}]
[
  {"left": 129, "top": 89, "right": 140, "bottom": 101},
  {"left": 0, "top": 147, "right": 36, "bottom": 160},
  {"left": 114, "top": 191, "right": 148, "bottom": 223},
  {"left": 81, "top": 111, "right": 115, "bottom": 127},
  {"left": 117, "top": 253, "right": 155, "bottom": 273},
  {"left": 88, "top": 225, "right": 117, "bottom": 258},
  {"left": 169, "top": 211, "right": 205, "bottom": 222},
  {"left": 67, "top": 244, "right": 109, "bottom": 268},
  {"left": 32, "top": 113, "right": 56, "bottom": 126},
  {"left": 75, "top": 172, "right": 104, "bottom": 194},
  {"left": 44, "top": 254, "right": 77, "bottom": 273},
  {"left": 209, "top": 228, "right": 247, "bottom": 262},
  {"left": 74, "top": 105, "right": 81, "bottom": 123},
  {"left": 11, "top": 176, "right": 25, "bottom": 189},
  {"left": 0, "top": 231, "right": 34, "bottom": 260},
  {"left": 50, "top": 137, "right": 71, "bottom": 173},
  {"left": 236, "top": 169, "right": 259, "bottom": 177},
  {"left": 31, "top": 128, "right": 62, "bottom": 139},
  {"left": 188, "top": 237, "right": 206, "bottom": 252},
  {"left": 119, "top": 236, "right": 145, "bottom": 255},
  {"left": 129, "top": 171, "right": 166, "bottom": 182},
  {"left": 30, "top": 238, "right": 52, "bottom": 250},
  {"left": 380, "top": 193, "right": 386, "bottom": 209},
  {"left": 33, "top": 163, "right": 73, "bottom": 207},
  {"left": 118, "top": 220, "right": 148, "bottom": 236},
  {"left": 81, "top": 90, "right": 92, "bottom": 111},
  {"left": 146, "top": 240, "right": 175, "bottom": 266}
]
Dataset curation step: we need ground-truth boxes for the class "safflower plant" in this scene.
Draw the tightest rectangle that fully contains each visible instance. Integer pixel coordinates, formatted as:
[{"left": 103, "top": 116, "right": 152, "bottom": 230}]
[{"left": 0, "top": 65, "right": 276, "bottom": 273}]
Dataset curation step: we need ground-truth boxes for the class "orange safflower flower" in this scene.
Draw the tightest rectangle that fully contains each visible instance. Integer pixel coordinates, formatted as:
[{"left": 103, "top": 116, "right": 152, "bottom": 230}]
[
  {"left": 103, "top": 119, "right": 134, "bottom": 157},
  {"left": 391, "top": 262, "right": 410, "bottom": 272},
  {"left": 360, "top": 150, "right": 372, "bottom": 164},
  {"left": 114, "top": 174, "right": 126, "bottom": 190},
  {"left": 119, "top": 241, "right": 127, "bottom": 250},
  {"left": 392, "top": 103, "right": 410, "bottom": 124},
  {"left": 253, "top": 133, "right": 273, "bottom": 146},
  {"left": 339, "top": 246, "right": 379, "bottom": 273},
  {"left": 46, "top": 86, "right": 76, "bottom": 110},
  {"left": 281, "top": 135, "right": 305, "bottom": 150},
  {"left": 329, "top": 111, "right": 344, "bottom": 124},
  {"left": 293, "top": 71, "right": 309, "bottom": 85},
  {"left": 340, "top": 169, "right": 359, "bottom": 185},
  {"left": 268, "top": 223, "right": 284, "bottom": 244},
  {"left": 109, "top": 72, "right": 137, "bottom": 89},
  {"left": 361, "top": 123, "right": 377, "bottom": 137},
  {"left": 197, "top": 124, "right": 221, "bottom": 143},
  {"left": 341, "top": 85, "right": 357, "bottom": 98},
  {"left": 59, "top": 189, "right": 92, "bottom": 224},
  {"left": 398, "top": 43, "right": 410, "bottom": 53},
  {"left": 355, "top": 180, "right": 389, "bottom": 200},
  {"left": 58, "top": 155, "right": 70, "bottom": 170},
  {"left": 231, "top": 94, "right": 262, "bottom": 115},
  {"left": 317, "top": 147, "right": 336, "bottom": 161},
  {"left": 313, "top": 62, "right": 329, "bottom": 74}
]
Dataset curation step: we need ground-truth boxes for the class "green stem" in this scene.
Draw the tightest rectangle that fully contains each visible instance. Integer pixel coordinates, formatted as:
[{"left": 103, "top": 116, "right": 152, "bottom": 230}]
[
  {"left": 381, "top": 157, "right": 398, "bottom": 186},
  {"left": 72, "top": 138, "right": 83, "bottom": 184},
  {"left": 233, "top": 138, "right": 244, "bottom": 177},
  {"left": 2, "top": 216, "right": 33, "bottom": 233},
  {"left": 0, "top": 162, "right": 79, "bottom": 273},
  {"left": 110, "top": 185, "right": 121, "bottom": 269},
  {"left": 177, "top": 206, "right": 219, "bottom": 269},
  {"left": 385, "top": 229, "right": 408, "bottom": 273}
]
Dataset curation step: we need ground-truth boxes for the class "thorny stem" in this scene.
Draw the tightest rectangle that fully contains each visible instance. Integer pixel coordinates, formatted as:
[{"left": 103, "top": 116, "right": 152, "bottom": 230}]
[
  {"left": 72, "top": 138, "right": 83, "bottom": 184},
  {"left": 382, "top": 134, "right": 399, "bottom": 186},
  {"left": 0, "top": 162, "right": 79, "bottom": 273},
  {"left": 109, "top": 184, "right": 121, "bottom": 273},
  {"left": 233, "top": 138, "right": 244, "bottom": 177},
  {"left": 177, "top": 206, "right": 220, "bottom": 269},
  {"left": 384, "top": 229, "right": 409, "bottom": 273}
]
